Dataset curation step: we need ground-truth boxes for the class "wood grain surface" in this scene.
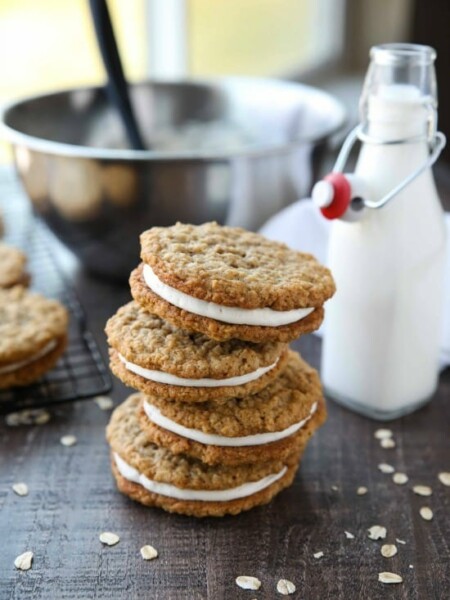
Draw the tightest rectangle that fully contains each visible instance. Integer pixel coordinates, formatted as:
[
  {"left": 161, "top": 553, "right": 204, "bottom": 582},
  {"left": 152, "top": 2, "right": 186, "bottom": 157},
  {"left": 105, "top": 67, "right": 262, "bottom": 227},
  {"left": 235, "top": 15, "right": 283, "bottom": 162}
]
[
  {"left": 0, "top": 267, "right": 449, "bottom": 600},
  {"left": 1, "top": 165, "right": 450, "bottom": 599}
]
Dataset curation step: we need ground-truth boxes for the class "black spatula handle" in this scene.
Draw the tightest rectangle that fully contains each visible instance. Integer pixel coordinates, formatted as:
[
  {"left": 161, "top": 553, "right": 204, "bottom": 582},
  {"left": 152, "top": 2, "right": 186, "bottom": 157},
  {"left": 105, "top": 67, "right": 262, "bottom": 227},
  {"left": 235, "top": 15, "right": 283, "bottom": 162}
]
[{"left": 89, "top": 0, "right": 146, "bottom": 150}]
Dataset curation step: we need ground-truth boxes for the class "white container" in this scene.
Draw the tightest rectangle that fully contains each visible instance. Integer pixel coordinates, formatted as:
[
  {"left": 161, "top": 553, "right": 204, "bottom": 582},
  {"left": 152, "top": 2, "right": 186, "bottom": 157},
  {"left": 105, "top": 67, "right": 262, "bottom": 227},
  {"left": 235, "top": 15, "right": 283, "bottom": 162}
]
[{"left": 315, "top": 44, "right": 447, "bottom": 420}]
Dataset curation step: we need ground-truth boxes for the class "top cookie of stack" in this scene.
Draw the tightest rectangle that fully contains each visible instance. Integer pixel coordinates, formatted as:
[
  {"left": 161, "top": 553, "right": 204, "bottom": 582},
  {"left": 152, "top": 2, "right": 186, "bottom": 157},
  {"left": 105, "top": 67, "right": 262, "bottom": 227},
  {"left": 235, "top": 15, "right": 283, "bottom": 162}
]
[{"left": 130, "top": 222, "right": 335, "bottom": 343}]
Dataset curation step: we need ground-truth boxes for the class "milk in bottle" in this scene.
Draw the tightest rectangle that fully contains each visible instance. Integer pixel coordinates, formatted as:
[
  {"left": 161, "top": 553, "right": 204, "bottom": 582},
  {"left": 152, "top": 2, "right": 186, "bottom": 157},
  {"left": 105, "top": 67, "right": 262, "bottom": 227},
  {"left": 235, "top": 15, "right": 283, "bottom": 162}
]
[{"left": 317, "top": 44, "right": 447, "bottom": 420}]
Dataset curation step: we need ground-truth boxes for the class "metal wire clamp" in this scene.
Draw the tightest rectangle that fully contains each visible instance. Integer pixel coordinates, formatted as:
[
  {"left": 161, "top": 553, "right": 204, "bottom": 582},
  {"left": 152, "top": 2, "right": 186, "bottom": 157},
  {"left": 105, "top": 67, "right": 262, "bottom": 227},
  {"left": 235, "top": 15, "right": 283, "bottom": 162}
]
[{"left": 332, "top": 125, "right": 446, "bottom": 210}]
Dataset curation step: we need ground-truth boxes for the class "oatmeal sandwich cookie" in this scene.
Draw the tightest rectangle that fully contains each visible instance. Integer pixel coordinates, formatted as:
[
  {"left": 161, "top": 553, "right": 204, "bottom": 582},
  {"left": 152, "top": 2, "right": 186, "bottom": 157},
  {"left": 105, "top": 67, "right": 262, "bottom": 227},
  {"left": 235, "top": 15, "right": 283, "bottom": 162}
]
[
  {"left": 0, "top": 287, "right": 68, "bottom": 389},
  {"left": 130, "top": 222, "right": 335, "bottom": 343},
  {"left": 138, "top": 351, "right": 326, "bottom": 466},
  {"left": 107, "top": 394, "right": 303, "bottom": 517},
  {"left": 0, "top": 243, "right": 30, "bottom": 288},
  {"left": 106, "top": 301, "right": 289, "bottom": 402}
]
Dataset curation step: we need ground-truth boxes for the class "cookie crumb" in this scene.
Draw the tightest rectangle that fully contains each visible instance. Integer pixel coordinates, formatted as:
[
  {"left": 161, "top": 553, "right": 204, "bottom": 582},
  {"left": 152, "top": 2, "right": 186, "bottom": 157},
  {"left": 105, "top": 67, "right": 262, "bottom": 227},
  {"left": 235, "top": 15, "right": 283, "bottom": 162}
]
[
  {"left": 344, "top": 531, "right": 355, "bottom": 539},
  {"left": 235, "top": 576, "right": 261, "bottom": 591},
  {"left": 313, "top": 551, "right": 324, "bottom": 559},
  {"left": 368, "top": 525, "right": 387, "bottom": 540},
  {"left": 396, "top": 538, "right": 406, "bottom": 545},
  {"left": 374, "top": 429, "right": 392, "bottom": 440},
  {"left": 378, "top": 463, "right": 395, "bottom": 474},
  {"left": 438, "top": 472, "right": 450, "bottom": 487},
  {"left": 277, "top": 579, "right": 296, "bottom": 595},
  {"left": 140, "top": 545, "right": 158, "bottom": 560},
  {"left": 378, "top": 572, "right": 403, "bottom": 584},
  {"left": 14, "top": 551, "right": 33, "bottom": 571},
  {"left": 60, "top": 435, "right": 77, "bottom": 447},
  {"left": 356, "top": 486, "right": 368, "bottom": 496},
  {"left": 412, "top": 485, "right": 432, "bottom": 497},
  {"left": 12, "top": 483, "right": 28, "bottom": 496},
  {"left": 392, "top": 472, "right": 408, "bottom": 485},
  {"left": 381, "top": 544, "right": 397, "bottom": 558},
  {"left": 94, "top": 396, "right": 114, "bottom": 410},
  {"left": 99, "top": 532, "right": 120, "bottom": 546},
  {"left": 380, "top": 438, "right": 396, "bottom": 449},
  {"left": 419, "top": 507, "right": 433, "bottom": 521}
]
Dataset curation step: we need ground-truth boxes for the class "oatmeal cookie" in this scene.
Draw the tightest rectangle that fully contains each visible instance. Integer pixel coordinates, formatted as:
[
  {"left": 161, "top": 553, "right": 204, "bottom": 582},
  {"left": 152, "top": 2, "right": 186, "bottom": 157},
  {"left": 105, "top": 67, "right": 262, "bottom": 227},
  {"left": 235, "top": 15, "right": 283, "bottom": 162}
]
[
  {"left": 106, "top": 301, "right": 288, "bottom": 401},
  {"left": 0, "top": 243, "right": 30, "bottom": 288},
  {"left": 0, "top": 287, "right": 68, "bottom": 389},
  {"left": 131, "top": 222, "right": 334, "bottom": 343}
]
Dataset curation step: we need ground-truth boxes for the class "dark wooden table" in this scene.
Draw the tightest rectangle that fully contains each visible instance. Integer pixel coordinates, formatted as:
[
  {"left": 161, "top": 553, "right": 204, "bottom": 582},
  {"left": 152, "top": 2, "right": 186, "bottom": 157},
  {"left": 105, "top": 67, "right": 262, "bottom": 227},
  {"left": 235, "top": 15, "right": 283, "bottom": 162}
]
[{"left": 1, "top": 187, "right": 450, "bottom": 600}]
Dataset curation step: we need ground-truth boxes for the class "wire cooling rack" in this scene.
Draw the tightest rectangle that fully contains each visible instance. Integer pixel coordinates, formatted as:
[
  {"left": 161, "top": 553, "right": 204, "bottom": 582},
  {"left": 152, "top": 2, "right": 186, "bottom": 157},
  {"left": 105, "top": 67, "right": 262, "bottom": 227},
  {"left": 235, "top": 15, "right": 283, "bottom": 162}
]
[{"left": 0, "top": 168, "right": 111, "bottom": 413}]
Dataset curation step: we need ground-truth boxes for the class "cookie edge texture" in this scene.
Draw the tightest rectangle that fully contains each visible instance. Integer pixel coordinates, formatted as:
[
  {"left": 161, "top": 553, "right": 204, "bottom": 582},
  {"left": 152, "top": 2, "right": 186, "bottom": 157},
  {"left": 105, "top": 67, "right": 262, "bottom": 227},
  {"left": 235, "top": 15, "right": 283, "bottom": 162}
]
[
  {"left": 130, "top": 265, "right": 324, "bottom": 343},
  {"left": 109, "top": 347, "right": 290, "bottom": 402}
]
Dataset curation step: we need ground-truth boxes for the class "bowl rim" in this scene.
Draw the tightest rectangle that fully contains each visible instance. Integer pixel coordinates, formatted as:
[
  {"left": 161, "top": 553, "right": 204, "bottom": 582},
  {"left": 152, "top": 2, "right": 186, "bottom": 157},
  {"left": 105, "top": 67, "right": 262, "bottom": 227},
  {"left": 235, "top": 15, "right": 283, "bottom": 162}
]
[{"left": 0, "top": 76, "right": 347, "bottom": 161}]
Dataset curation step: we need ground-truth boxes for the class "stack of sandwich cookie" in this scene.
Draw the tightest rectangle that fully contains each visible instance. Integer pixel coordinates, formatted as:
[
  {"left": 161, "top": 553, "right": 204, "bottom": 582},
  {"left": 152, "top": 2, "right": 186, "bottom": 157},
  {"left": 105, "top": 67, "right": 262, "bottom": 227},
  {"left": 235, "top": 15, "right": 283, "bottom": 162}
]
[
  {"left": 0, "top": 287, "right": 68, "bottom": 389},
  {"left": 105, "top": 222, "right": 335, "bottom": 517}
]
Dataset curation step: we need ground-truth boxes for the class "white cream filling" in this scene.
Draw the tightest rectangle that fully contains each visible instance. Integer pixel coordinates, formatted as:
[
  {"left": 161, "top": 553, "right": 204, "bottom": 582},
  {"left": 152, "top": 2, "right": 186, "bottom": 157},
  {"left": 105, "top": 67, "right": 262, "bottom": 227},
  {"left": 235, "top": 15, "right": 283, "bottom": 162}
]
[
  {"left": 143, "top": 264, "right": 314, "bottom": 327},
  {"left": 118, "top": 353, "right": 278, "bottom": 388},
  {"left": 143, "top": 400, "right": 318, "bottom": 447},
  {"left": 114, "top": 452, "right": 287, "bottom": 502},
  {"left": 0, "top": 340, "right": 58, "bottom": 374}
]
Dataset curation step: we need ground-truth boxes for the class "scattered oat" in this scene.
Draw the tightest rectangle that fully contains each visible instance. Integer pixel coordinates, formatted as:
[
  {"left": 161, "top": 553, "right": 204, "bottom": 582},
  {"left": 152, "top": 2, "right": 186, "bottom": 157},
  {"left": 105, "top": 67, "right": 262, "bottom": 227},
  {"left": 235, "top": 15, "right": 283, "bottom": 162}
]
[
  {"left": 368, "top": 525, "right": 387, "bottom": 540},
  {"left": 14, "top": 551, "right": 33, "bottom": 571},
  {"left": 140, "top": 545, "right": 158, "bottom": 560},
  {"left": 99, "top": 532, "right": 120, "bottom": 546},
  {"left": 6, "top": 409, "right": 50, "bottom": 426},
  {"left": 380, "top": 438, "right": 396, "bottom": 449},
  {"left": 419, "top": 507, "right": 433, "bottom": 521},
  {"left": 396, "top": 538, "right": 406, "bottom": 545},
  {"left": 331, "top": 485, "right": 339, "bottom": 491},
  {"left": 12, "top": 483, "right": 28, "bottom": 496},
  {"left": 313, "top": 551, "right": 324, "bottom": 559},
  {"left": 34, "top": 411, "right": 51, "bottom": 425},
  {"left": 5, "top": 413, "right": 20, "bottom": 426},
  {"left": 393, "top": 472, "right": 408, "bottom": 485},
  {"left": 438, "top": 472, "right": 450, "bottom": 487},
  {"left": 412, "top": 485, "right": 432, "bottom": 497},
  {"left": 381, "top": 544, "right": 397, "bottom": 558},
  {"left": 276, "top": 579, "right": 296, "bottom": 595},
  {"left": 344, "top": 531, "right": 355, "bottom": 539},
  {"left": 94, "top": 396, "right": 114, "bottom": 410},
  {"left": 378, "top": 463, "right": 395, "bottom": 474},
  {"left": 374, "top": 429, "right": 393, "bottom": 440},
  {"left": 235, "top": 576, "right": 261, "bottom": 591},
  {"left": 60, "top": 435, "right": 77, "bottom": 447},
  {"left": 357, "top": 486, "right": 368, "bottom": 496},
  {"left": 378, "top": 572, "right": 403, "bottom": 584}
]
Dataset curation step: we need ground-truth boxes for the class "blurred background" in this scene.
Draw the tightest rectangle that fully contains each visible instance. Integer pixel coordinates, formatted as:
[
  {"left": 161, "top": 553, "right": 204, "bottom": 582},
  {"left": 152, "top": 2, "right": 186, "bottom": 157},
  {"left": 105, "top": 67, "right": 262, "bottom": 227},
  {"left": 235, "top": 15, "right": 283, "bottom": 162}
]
[
  {"left": 1, "top": 0, "right": 448, "bottom": 161},
  {"left": 0, "top": 0, "right": 448, "bottom": 279}
]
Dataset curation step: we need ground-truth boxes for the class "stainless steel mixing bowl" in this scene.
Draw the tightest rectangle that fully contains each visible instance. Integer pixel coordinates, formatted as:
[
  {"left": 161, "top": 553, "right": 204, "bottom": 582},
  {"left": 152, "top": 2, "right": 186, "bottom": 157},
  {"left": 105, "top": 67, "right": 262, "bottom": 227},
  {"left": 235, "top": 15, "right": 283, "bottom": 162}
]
[{"left": 1, "top": 78, "right": 345, "bottom": 279}]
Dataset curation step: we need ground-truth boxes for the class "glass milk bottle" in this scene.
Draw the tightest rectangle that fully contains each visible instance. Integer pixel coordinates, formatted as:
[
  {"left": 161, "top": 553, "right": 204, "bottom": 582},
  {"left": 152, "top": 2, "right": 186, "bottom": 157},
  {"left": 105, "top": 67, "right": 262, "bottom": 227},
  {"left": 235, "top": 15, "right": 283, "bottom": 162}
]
[{"left": 313, "top": 44, "right": 447, "bottom": 420}]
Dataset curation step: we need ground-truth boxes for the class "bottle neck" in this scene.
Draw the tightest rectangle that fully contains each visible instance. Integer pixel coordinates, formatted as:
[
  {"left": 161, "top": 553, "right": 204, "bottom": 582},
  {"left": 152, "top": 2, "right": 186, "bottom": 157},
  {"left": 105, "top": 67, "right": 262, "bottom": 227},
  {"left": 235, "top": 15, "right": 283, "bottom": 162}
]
[
  {"left": 362, "top": 84, "right": 435, "bottom": 142},
  {"left": 366, "top": 116, "right": 428, "bottom": 142},
  {"left": 356, "top": 98, "right": 434, "bottom": 200}
]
